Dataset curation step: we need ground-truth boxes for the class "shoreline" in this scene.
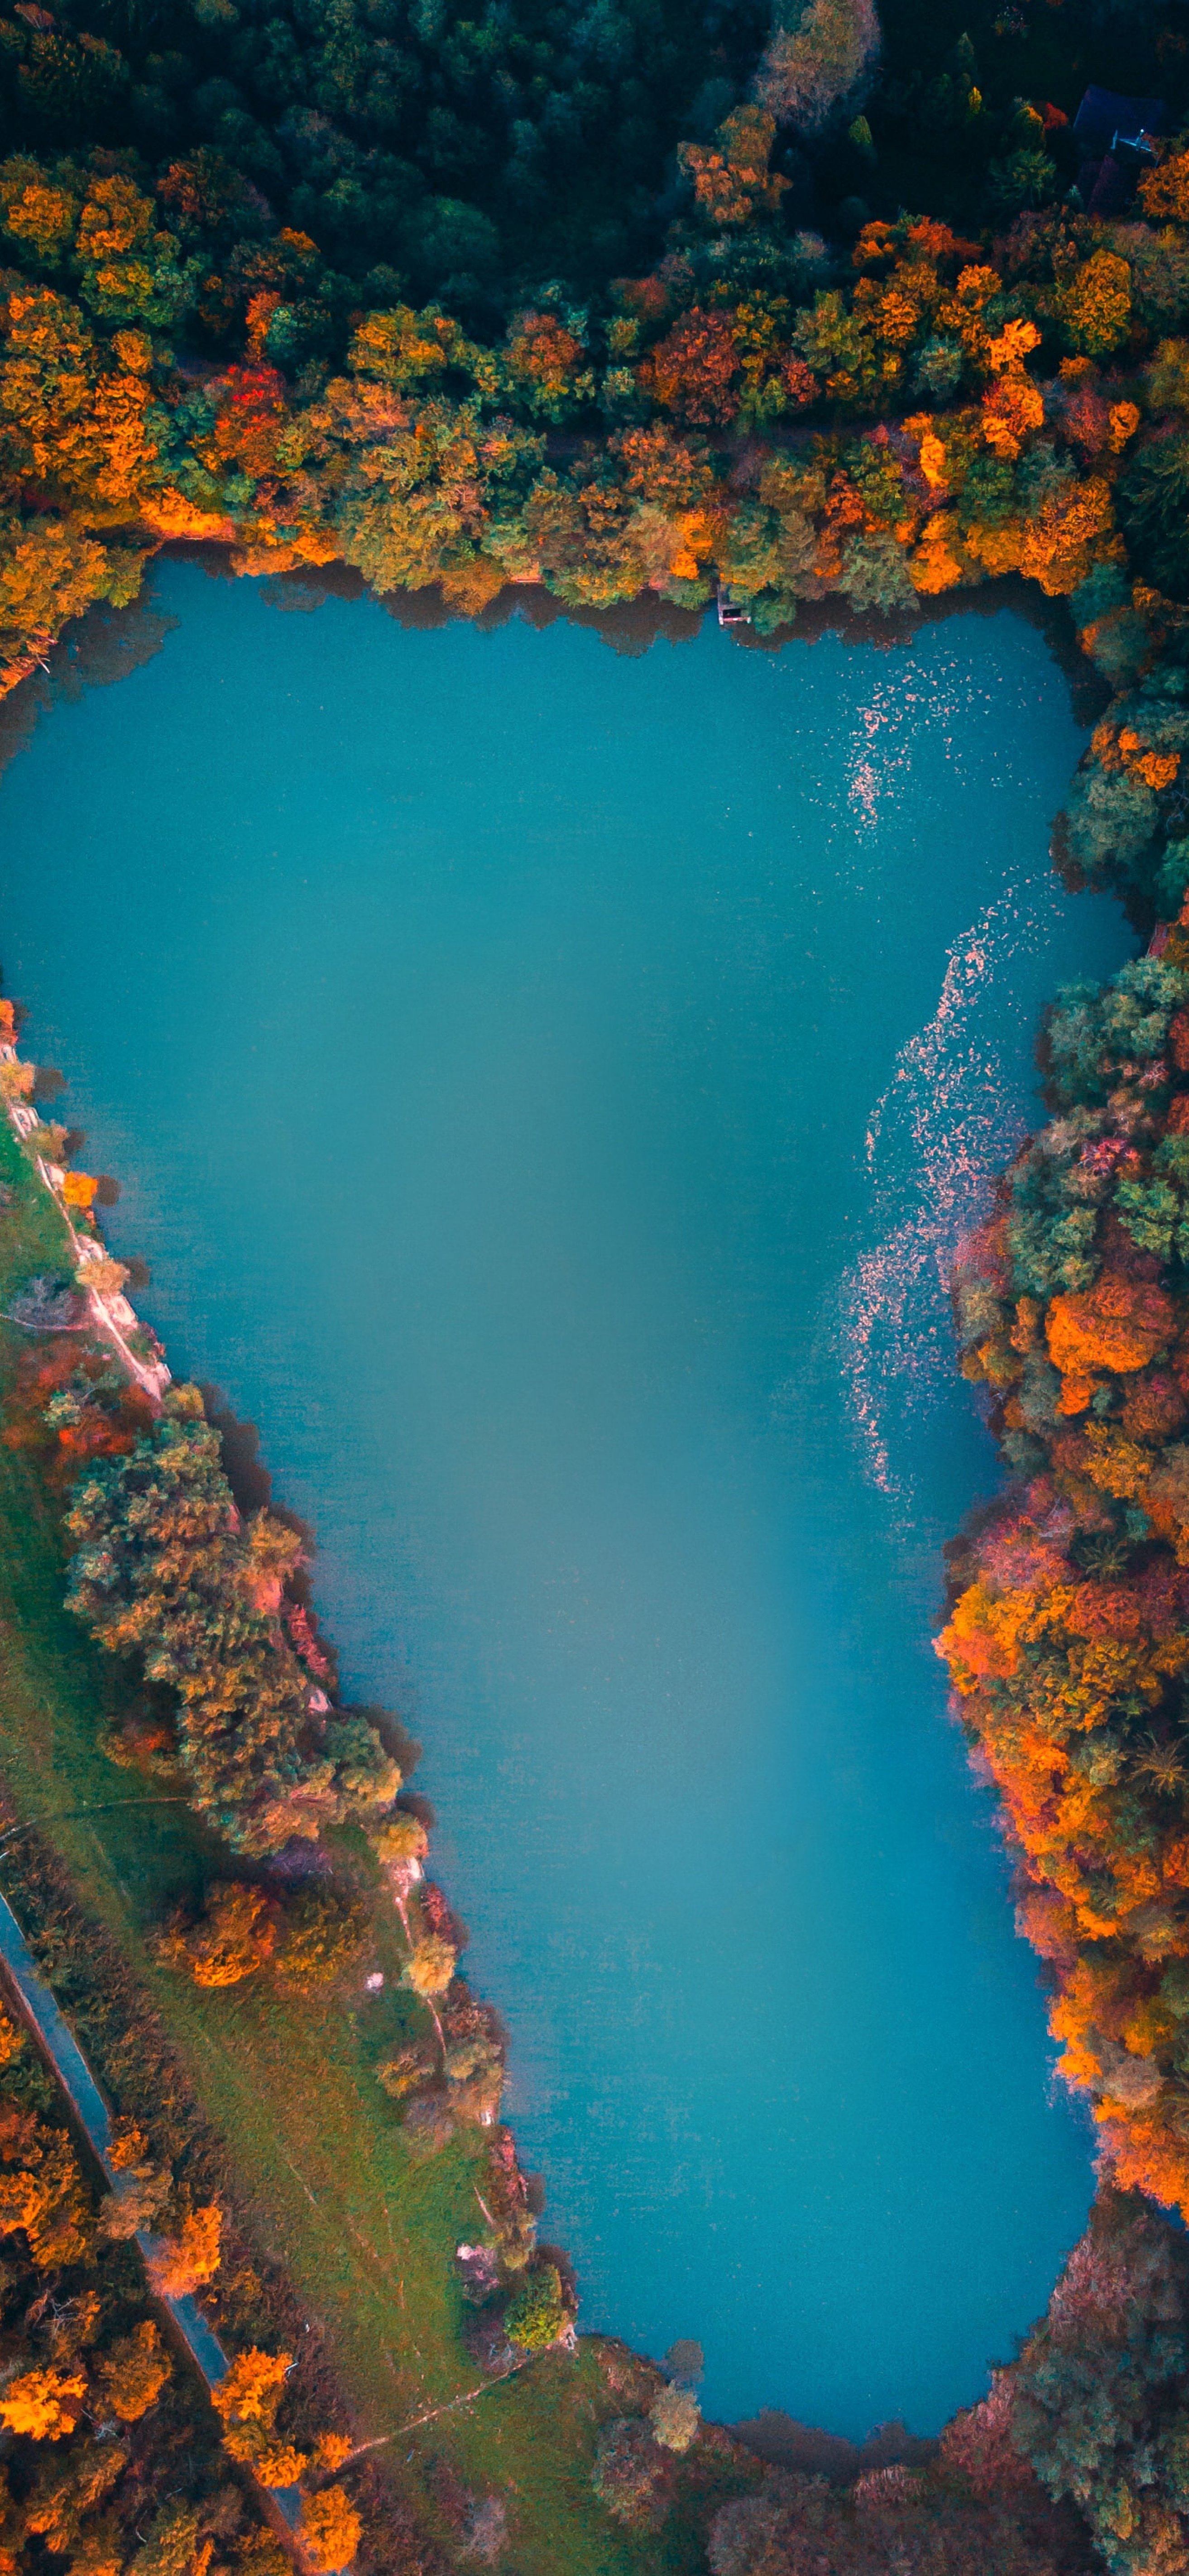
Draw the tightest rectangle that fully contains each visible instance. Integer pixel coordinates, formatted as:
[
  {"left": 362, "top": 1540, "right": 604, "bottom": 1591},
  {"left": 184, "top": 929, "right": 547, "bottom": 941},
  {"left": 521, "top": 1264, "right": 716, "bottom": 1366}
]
[
  {"left": 0, "top": 539, "right": 1179, "bottom": 2567},
  {"left": 0, "top": 564, "right": 1107, "bottom": 2432},
  {"left": 0, "top": 976, "right": 761, "bottom": 2567}
]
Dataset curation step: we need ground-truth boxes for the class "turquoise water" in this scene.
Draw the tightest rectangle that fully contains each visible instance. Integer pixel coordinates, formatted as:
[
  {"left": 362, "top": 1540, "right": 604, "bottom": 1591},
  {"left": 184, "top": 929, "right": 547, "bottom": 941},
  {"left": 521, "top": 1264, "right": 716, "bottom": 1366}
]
[{"left": 0, "top": 565, "right": 1132, "bottom": 2435}]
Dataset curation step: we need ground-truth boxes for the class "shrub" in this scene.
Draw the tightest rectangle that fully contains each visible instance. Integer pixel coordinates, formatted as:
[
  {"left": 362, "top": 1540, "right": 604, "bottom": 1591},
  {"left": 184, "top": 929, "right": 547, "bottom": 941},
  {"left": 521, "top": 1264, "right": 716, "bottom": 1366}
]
[
  {"left": 313, "top": 2432, "right": 353, "bottom": 2472},
  {"left": 503, "top": 2263, "right": 566, "bottom": 2352},
  {"left": 401, "top": 1935, "right": 456, "bottom": 1999},
  {"left": 591, "top": 2417, "right": 668, "bottom": 2528},
  {"left": 158, "top": 1882, "right": 278, "bottom": 1989},
  {"left": 97, "top": 2121, "right": 170, "bottom": 2239},
  {"left": 273, "top": 1886, "right": 368, "bottom": 1994},
  {"left": 369, "top": 1812, "right": 427, "bottom": 1867},
  {"left": 649, "top": 2381, "right": 701, "bottom": 2452},
  {"left": 460, "top": 2494, "right": 507, "bottom": 2563},
  {"left": 376, "top": 2044, "right": 436, "bottom": 2099},
  {"left": 400, "top": 2092, "right": 456, "bottom": 2157}
]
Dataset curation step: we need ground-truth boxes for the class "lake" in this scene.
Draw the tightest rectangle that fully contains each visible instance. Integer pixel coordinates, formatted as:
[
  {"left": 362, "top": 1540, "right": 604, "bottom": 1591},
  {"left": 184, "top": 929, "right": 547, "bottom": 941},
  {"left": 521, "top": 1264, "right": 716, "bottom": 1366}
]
[{"left": 0, "top": 564, "right": 1131, "bottom": 2436}]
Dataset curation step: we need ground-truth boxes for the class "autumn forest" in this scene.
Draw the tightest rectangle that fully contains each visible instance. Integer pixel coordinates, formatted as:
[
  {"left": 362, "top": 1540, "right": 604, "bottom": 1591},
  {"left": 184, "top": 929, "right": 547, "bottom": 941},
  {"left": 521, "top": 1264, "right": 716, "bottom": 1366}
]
[{"left": 0, "top": 0, "right": 1188, "bottom": 2565}]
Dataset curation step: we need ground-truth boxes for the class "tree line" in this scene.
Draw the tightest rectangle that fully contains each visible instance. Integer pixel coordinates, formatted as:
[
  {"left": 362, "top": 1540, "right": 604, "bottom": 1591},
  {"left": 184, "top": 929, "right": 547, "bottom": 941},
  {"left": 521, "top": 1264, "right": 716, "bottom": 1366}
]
[{"left": 0, "top": 1994, "right": 361, "bottom": 2576}]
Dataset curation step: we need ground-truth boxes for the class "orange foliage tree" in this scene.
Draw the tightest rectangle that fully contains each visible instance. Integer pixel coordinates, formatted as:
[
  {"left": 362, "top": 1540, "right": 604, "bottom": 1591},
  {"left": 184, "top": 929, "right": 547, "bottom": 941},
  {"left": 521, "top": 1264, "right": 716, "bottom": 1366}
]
[
  {"left": 938, "top": 953, "right": 1189, "bottom": 2225},
  {"left": 0, "top": 2368, "right": 86, "bottom": 2440},
  {"left": 298, "top": 2485, "right": 362, "bottom": 2572},
  {"left": 147, "top": 2203, "right": 222, "bottom": 2297}
]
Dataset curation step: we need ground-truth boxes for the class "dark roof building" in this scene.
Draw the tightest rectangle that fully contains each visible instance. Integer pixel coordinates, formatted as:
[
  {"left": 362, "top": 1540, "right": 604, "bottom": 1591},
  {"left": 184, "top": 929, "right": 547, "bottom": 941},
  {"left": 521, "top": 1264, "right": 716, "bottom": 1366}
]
[{"left": 1073, "top": 86, "right": 1167, "bottom": 217}]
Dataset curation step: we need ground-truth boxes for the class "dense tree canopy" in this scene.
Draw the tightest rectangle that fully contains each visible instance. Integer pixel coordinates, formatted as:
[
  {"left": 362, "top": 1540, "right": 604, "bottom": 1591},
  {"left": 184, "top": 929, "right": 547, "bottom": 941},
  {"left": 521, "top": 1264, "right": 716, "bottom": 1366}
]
[
  {"left": 64, "top": 1384, "right": 400, "bottom": 1852},
  {"left": 0, "top": 0, "right": 1178, "bottom": 674},
  {"left": 0, "top": 2015, "right": 296, "bottom": 2576}
]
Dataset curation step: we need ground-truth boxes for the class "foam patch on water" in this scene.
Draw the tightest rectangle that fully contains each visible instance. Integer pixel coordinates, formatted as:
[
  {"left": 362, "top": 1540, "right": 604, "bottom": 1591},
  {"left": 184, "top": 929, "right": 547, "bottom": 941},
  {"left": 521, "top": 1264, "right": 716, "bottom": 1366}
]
[
  {"left": 836, "top": 879, "right": 1063, "bottom": 1503},
  {"left": 846, "top": 672, "right": 929, "bottom": 830},
  {"left": 844, "top": 654, "right": 984, "bottom": 839}
]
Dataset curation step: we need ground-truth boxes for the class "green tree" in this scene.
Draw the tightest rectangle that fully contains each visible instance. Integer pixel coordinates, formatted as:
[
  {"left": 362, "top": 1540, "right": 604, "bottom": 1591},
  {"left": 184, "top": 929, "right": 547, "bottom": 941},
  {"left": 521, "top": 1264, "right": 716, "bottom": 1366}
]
[
  {"left": 1012, "top": 2194, "right": 1189, "bottom": 2576},
  {"left": 1122, "top": 434, "right": 1189, "bottom": 598},
  {"left": 64, "top": 1385, "right": 393, "bottom": 1853},
  {"left": 503, "top": 2263, "right": 566, "bottom": 2352}
]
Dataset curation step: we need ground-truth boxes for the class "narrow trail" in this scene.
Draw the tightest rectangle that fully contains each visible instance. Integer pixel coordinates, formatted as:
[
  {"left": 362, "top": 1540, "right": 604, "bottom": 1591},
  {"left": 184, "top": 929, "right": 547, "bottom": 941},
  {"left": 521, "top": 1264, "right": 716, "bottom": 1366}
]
[{"left": 3, "top": 1056, "right": 171, "bottom": 1405}]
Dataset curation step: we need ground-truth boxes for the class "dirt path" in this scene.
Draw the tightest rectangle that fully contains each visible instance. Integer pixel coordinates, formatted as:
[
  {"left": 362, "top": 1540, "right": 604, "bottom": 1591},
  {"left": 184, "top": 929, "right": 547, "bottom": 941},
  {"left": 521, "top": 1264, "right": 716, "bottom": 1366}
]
[{"left": 2, "top": 1063, "right": 171, "bottom": 1404}]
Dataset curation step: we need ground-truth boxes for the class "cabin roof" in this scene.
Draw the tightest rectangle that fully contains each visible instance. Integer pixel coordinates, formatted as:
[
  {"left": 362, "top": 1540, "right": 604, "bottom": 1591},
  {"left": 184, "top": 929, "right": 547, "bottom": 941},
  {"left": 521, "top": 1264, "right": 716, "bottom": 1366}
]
[{"left": 1073, "top": 84, "right": 1166, "bottom": 153}]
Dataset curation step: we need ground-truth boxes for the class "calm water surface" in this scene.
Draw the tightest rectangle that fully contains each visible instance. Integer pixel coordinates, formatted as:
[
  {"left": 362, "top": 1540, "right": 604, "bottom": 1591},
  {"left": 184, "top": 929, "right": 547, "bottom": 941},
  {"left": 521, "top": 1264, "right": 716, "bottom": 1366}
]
[{"left": 1, "top": 567, "right": 1133, "bottom": 2434}]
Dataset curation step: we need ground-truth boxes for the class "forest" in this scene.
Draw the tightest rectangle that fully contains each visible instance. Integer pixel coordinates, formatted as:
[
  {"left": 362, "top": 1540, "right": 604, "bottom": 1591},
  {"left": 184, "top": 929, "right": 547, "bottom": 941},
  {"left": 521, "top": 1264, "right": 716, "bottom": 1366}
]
[
  {"left": 0, "top": 1981, "right": 356, "bottom": 2576},
  {"left": 0, "top": 0, "right": 1180, "bottom": 666},
  {"left": 3, "top": 0, "right": 1189, "bottom": 2562}
]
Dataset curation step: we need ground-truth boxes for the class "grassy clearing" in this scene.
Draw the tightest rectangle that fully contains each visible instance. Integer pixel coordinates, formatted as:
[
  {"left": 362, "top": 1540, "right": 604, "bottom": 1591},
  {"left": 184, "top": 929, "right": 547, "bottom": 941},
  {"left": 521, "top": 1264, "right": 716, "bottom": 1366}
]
[{"left": 0, "top": 1114, "right": 745, "bottom": 2571}]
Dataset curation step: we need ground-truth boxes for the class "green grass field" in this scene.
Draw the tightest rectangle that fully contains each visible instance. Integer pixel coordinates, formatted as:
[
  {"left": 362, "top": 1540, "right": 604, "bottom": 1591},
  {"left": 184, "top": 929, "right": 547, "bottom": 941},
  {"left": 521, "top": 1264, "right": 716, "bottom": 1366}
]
[{"left": 0, "top": 1110, "right": 745, "bottom": 2571}]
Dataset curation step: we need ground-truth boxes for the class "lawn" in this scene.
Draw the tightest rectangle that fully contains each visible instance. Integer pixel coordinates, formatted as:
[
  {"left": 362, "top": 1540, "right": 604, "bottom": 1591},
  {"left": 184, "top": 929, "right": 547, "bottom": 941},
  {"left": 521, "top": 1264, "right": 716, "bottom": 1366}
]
[{"left": 0, "top": 1108, "right": 743, "bottom": 2571}]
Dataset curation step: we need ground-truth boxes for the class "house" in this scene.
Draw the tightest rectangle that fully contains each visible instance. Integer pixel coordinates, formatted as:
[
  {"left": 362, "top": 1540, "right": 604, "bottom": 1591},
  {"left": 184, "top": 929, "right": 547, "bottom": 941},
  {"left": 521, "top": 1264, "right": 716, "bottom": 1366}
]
[{"left": 1073, "top": 86, "right": 1166, "bottom": 215}]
